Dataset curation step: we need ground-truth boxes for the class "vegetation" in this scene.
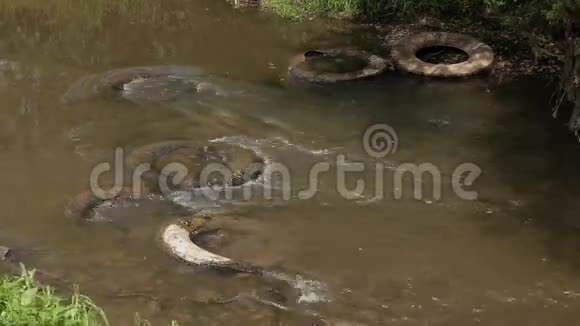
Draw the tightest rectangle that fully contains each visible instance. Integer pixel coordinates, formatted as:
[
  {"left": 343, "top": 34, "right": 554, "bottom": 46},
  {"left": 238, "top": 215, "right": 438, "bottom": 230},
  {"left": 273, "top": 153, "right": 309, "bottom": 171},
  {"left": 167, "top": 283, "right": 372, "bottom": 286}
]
[
  {"left": 0, "top": 266, "right": 108, "bottom": 326},
  {"left": 0, "top": 266, "right": 180, "bottom": 326},
  {"left": 264, "top": 0, "right": 579, "bottom": 138},
  {"left": 263, "top": 0, "right": 579, "bottom": 25}
]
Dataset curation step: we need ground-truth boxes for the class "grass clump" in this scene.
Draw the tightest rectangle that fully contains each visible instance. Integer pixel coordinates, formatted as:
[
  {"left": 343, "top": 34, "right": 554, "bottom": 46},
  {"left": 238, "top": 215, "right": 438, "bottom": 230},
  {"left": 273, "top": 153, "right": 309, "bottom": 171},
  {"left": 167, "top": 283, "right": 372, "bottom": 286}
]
[
  {"left": 262, "top": 0, "right": 359, "bottom": 19},
  {"left": 262, "top": 0, "right": 578, "bottom": 25},
  {"left": 0, "top": 266, "right": 109, "bottom": 326},
  {"left": 262, "top": 0, "right": 488, "bottom": 19}
]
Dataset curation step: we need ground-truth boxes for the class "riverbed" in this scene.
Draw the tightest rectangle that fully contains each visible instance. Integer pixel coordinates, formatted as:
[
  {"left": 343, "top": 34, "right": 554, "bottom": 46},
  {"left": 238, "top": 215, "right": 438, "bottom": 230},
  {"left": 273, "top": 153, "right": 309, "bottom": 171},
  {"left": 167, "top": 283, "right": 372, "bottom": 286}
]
[{"left": 1, "top": 1, "right": 580, "bottom": 325}]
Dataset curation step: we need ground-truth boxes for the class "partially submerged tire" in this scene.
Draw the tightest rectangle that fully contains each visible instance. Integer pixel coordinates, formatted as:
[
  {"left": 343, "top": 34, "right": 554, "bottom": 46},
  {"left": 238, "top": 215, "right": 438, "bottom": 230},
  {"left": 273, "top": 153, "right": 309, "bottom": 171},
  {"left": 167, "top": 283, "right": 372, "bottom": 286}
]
[
  {"left": 288, "top": 48, "right": 390, "bottom": 84},
  {"left": 391, "top": 32, "right": 494, "bottom": 77},
  {"left": 65, "top": 188, "right": 142, "bottom": 221},
  {"left": 61, "top": 65, "right": 208, "bottom": 104},
  {"left": 127, "top": 140, "right": 265, "bottom": 193},
  {"left": 120, "top": 75, "right": 200, "bottom": 106}
]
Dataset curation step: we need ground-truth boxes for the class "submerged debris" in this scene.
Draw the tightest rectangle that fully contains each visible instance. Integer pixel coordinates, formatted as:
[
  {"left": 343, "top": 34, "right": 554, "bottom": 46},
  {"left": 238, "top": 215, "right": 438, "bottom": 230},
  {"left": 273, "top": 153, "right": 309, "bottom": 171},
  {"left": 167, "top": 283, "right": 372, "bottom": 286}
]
[{"left": 0, "top": 246, "right": 11, "bottom": 261}]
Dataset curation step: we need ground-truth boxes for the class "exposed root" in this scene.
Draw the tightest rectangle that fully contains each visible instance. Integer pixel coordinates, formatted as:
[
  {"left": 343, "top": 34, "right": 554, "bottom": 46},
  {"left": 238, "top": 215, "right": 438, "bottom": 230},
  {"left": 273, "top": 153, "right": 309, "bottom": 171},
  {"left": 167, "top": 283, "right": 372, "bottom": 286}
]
[{"left": 551, "top": 21, "right": 579, "bottom": 139}]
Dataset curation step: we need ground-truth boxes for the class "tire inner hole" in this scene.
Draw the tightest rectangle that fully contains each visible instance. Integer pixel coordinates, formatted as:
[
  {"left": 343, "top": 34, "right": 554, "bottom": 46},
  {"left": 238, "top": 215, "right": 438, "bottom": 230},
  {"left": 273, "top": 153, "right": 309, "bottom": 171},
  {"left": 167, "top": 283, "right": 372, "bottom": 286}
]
[
  {"left": 416, "top": 46, "right": 469, "bottom": 64},
  {"left": 302, "top": 53, "right": 368, "bottom": 74}
]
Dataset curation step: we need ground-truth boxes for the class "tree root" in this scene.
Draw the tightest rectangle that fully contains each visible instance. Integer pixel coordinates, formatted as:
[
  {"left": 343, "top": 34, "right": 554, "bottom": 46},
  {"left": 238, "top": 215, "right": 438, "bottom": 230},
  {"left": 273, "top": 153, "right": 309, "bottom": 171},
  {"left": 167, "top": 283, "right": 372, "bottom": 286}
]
[{"left": 551, "top": 20, "right": 579, "bottom": 139}]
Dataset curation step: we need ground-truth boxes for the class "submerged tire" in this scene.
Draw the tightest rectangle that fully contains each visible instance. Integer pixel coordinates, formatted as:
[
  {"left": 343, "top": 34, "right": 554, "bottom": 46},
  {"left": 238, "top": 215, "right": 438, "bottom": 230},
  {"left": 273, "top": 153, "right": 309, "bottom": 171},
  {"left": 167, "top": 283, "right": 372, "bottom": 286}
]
[
  {"left": 288, "top": 48, "right": 390, "bottom": 84},
  {"left": 127, "top": 140, "right": 265, "bottom": 193},
  {"left": 391, "top": 32, "right": 494, "bottom": 77},
  {"left": 64, "top": 188, "right": 142, "bottom": 221},
  {"left": 61, "top": 65, "right": 208, "bottom": 104},
  {"left": 120, "top": 75, "right": 200, "bottom": 106}
]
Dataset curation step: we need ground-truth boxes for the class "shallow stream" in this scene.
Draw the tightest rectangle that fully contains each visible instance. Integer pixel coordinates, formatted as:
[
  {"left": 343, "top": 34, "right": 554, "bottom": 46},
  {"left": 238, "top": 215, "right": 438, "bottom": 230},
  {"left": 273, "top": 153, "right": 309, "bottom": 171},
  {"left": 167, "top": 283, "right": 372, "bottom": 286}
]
[{"left": 1, "top": 1, "right": 580, "bottom": 325}]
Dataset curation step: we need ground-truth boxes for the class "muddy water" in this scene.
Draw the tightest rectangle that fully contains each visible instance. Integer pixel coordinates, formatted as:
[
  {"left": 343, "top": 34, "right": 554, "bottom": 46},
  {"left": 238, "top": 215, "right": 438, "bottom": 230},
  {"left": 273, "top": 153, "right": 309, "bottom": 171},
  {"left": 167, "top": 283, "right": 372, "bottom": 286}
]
[{"left": 1, "top": 1, "right": 580, "bottom": 325}]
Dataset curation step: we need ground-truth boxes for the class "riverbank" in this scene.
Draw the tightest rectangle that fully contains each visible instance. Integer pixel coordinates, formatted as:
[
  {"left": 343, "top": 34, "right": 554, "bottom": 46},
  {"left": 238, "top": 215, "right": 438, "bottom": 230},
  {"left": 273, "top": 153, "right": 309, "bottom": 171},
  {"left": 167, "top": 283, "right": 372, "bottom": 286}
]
[
  {"left": 0, "top": 245, "right": 107, "bottom": 325},
  {"left": 0, "top": 246, "right": 175, "bottom": 326},
  {"left": 259, "top": 0, "right": 577, "bottom": 133},
  {"left": 0, "top": 266, "right": 108, "bottom": 325},
  {"left": 259, "top": 0, "right": 565, "bottom": 81},
  {"left": 262, "top": 0, "right": 492, "bottom": 20}
]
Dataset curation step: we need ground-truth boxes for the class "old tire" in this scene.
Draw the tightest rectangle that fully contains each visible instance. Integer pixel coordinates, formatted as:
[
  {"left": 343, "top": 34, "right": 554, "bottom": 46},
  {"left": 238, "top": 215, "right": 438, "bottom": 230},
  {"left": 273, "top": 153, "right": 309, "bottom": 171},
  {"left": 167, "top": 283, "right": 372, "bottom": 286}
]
[
  {"left": 64, "top": 188, "right": 142, "bottom": 221},
  {"left": 391, "top": 32, "right": 494, "bottom": 77},
  {"left": 127, "top": 140, "right": 265, "bottom": 193},
  {"left": 288, "top": 48, "right": 389, "bottom": 84},
  {"left": 61, "top": 65, "right": 206, "bottom": 104}
]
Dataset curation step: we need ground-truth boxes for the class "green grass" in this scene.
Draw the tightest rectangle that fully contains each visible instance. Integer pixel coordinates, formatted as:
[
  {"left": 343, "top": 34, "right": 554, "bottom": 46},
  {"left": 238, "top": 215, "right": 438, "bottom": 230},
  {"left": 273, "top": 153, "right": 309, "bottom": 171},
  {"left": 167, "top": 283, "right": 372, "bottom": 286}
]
[
  {"left": 262, "top": 0, "right": 576, "bottom": 25},
  {"left": 0, "top": 265, "right": 108, "bottom": 326},
  {"left": 263, "top": 0, "right": 359, "bottom": 19},
  {"left": 0, "top": 265, "right": 181, "bottom": 326},
  {"left": 261, "top": 0, "right": 487, "bottom": 19}
]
